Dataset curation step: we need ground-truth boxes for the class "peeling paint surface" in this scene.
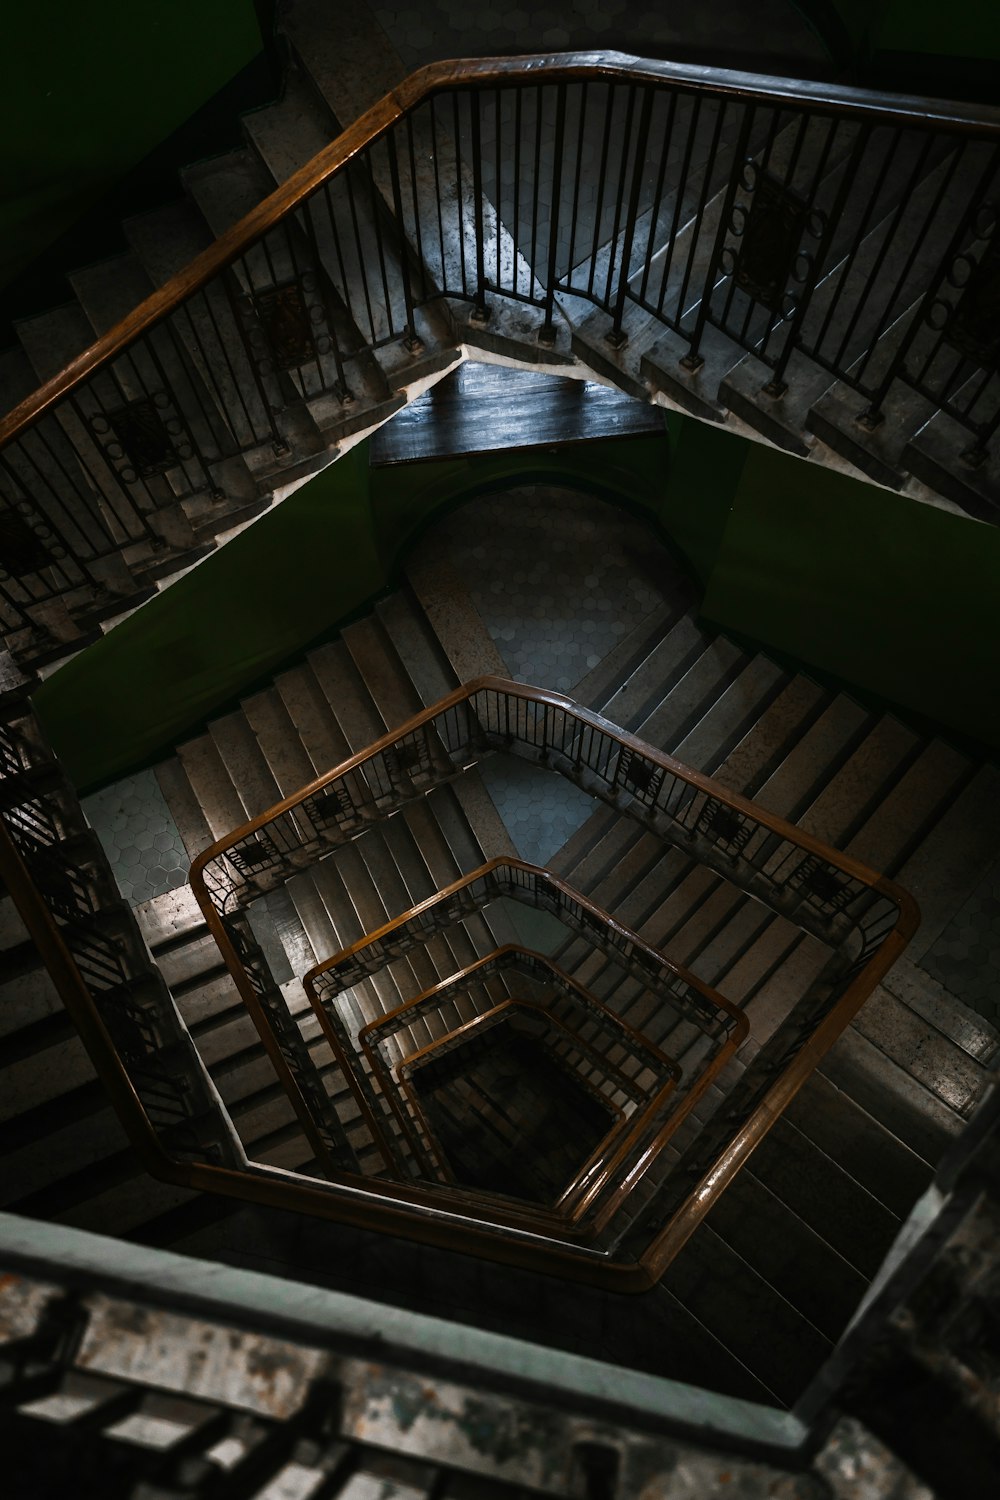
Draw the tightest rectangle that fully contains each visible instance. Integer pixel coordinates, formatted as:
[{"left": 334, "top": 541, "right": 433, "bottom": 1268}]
[
  {"left": 77, "top": 1295, "right": 328, "bottom": 1418},
  {"left": 0, "top": 1271, "right": 58, "bottom": 1342}
]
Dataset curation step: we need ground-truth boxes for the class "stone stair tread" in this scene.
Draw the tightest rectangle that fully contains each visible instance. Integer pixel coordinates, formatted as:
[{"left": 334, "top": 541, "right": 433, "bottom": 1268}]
[
  {"left": 182, "top": 147, "right": 275, "bottom": 238},
  {"left": 406, "top": 548, "right": 509, "bottom": 683},
  {"left": 844, "top": 737, "right": 975, "bottom": 876},
  {"left": 782, "top": 1071, "right": 933, "bottom": 1220},
  {"left": 745, "top": 693, "right": 873, "bottom": 820},
  {"left": 242, "top": 62, "right": 337, "bottom": 181},
  {"left": 241, "top": 685, "right": 320, "bottom": 796},
  {"left": 635, "top": 636, "right": 752, "bottom": 754},
  {"left": 702, "top": 1167, "right": 869, "bottom": 1344},
  {"left": 790, "top": 712, "right": 923, "bottom": 850},
  {"left": 893, "top": 763, "right": 1000, "bottom": 960},
  {"left": 738, "top": 931, "right": 833, "bottom": 1045},
  {"left": 207, "top": 709, "right": 284, "bottom": 820},
  {"left": 821, "top": 1025, "right": 964, "bottom": 1167},
  {"left": 274, "top": 663, "right": 354, "bottom": 776},
  {"left": 307, "top": 638, "right": 386, "bottom": 752},
  {"left": 658, "top": 1220, "right": 832, "bottom": 1406},
  {"left": 902, "top": 404, "right": 1000, "bottom": 522},
  {"left": 881, "top": 955, "right": 1000, "bottom": 1067},
  {"left": 747, "top": 1115, "right": 902, "bottom": 1279},
  {"left": 851, "top": 984, "right": 993, "bottom": 1121},
  {"left": 600, "top": 614, "right": 717, "bottom": 731},
  {"left": 710, "top": 674, "right": 831, "bottom": 797},
  {"left": 375, "top": 585, "right": 458, "bottom": 707},
  {"left": 173, "top": 735, "right": 248, "bottom": 842},
  {"left": 341, "top": 613, "right": 422, "bottom": 729},
  {"left": 670, "top": 655, "right": 791, "bottom": 775}
]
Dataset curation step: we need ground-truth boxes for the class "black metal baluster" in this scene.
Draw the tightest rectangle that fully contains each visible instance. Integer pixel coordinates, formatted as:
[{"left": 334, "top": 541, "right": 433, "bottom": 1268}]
[
  {"left": 539, "top": 82, "right": 567, "bottom": 344},
  {"left": 655, "top": 91, "right": 703, "bottom": 323},
  {"left": 469, "top": 88, "right": 489, "bottom": 321},
  {"left": 588, "top": 84, "right": 617, "bottom": 301},
  {"left": 608, "top": 87, "right": 654, "bottom": 347},
  {"left": 680, "top": 101, "right": 752, "bottom": 371},
  {"left": 299, "top": 186, "right": 353, "bottom": 401},
  {"left": 451, "top": 92, "right": 471, "bottom": 300},
  {"left": 764, "top": 115, "right": 863, "bottom": 394},
  {"left": 387, "top": 123, "right": 423, "bottom": 350}
]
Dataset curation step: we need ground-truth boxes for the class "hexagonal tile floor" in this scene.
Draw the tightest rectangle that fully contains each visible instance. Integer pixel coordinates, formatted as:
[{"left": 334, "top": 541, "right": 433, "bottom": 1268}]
[
  {"left": 432, "top": 484, "right": 671, "bottom": 694},
  {"left": 921, "top": 856, "right": 1000, "bottom": 1027},
  {"left": 82, "top": 767, "right": 189, "bottom": 907},
  {"left": 478, "top": 755, "right": 599, "bottom": 866}
]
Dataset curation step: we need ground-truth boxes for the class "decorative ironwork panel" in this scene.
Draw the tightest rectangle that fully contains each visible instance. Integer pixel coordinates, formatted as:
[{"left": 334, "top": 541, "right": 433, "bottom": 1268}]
[
  {"left": 97, "top": 396, "right": 183, "bottom": 479},
  {"left": 734, "top": 171, "right": 809, "bottom": 311},
  {"left": 0, "top": 507, "right": 57, "bottom": 577},
  {"left": 617, "top": 747, "right": 663, "bottom": 801},
  {"left": 945, "top": 240, "right": 1000, "bottom": 369},
  {"left": 697, "top": 799, "right": 754, "bottom": 854},
  {"left": 253, "top": 281, "right": 316, "bottom": 371}
]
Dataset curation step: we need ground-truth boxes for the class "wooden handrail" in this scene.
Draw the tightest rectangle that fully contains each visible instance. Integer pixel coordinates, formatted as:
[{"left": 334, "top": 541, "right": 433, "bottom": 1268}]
[
  {"left": 351, "top": 943, "right": 681, "bottom": 1210},
  {"left": 2, "top": 52, "right": 998, "bottom": 456},
  {"left": 191, "top": 676, "right": 919, "bottom": 938}
]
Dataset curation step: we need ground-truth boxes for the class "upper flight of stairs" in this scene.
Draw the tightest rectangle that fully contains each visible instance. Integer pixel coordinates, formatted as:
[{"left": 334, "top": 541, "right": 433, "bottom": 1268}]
[{"left": 5, "top": 2, "right": 1000, "bottom": 677}]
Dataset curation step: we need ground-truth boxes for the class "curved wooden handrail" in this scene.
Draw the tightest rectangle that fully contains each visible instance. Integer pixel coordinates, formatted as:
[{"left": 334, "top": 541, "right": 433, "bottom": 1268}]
[
  {"left": 191, "top": 676, "right": 919, "bottom": 938},
  {"left": 2, "top": 51, "right": 998, "bottom": 454},
  {"left": 351, "top": 943, "right": 681, "bottom": 1208},
  {"left": 394, "top": 996, "right": 630, "bottom": 1196},
  {"left": 182, "top": 675, "right": 917, "bottom": 1285}
]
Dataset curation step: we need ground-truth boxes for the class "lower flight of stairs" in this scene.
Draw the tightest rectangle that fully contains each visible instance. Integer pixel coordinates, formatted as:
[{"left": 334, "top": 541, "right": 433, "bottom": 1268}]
[{"left": 95, "top": 498, "right": 990, "bottom": 1406}]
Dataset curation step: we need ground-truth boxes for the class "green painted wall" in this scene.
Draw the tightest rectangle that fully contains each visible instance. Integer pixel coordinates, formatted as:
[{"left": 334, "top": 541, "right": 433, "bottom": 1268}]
[
  {"left": 694, "top": 435, "right": 1000, "bottom": 750},
  {"left": 34, "top": 433, "right": 671, "bottom": 792},
  {"left": 2, "top": 3, "right": 262, "bottom": 292}
]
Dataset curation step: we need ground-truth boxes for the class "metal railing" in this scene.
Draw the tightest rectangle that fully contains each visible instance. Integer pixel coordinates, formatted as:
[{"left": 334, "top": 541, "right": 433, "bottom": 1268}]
[
  {"left": 178, "top": 675, "right": 917, "bottom": 1284},
  {"left": 2, "top": 54, "right": 999, "bottom": 659},
  {"left": 314, "top": 934, "right": 690, "bottom": 1217},
  {"left": 0, "top": 671, "right": 918, "bottom": 1288}
]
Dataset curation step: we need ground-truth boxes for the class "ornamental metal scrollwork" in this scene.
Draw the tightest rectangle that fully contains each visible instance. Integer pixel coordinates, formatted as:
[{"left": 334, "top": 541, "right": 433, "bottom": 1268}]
[
  {"left": 940, "top": 211, "right": 1000, "bottom": 370},
  {"left": 725, "top": 166, "right": 820, "bottom": 315},
  {"left": 88, "top": 393, "right": 192, "bottom": 483}
]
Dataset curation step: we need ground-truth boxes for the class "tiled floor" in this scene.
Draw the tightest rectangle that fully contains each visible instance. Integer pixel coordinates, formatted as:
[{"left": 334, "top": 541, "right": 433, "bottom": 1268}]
[
  {"left": 82, "top": 768, "right": 189, "bottom": 907},
  {"left": 432, "top": 484, "right": 669, "bottom": 693},
  {"left": 479, "top": 755, "right": 598, "bottom": 867}
]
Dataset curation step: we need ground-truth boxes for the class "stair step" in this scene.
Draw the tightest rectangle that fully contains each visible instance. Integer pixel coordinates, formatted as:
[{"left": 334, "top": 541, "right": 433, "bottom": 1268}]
[
  {"left": 747, "top": 1115, "right": 902, "bottom": 1279},
  {"left": 703, "top": 1168, "right": 869, "bottom": 1344},
  {"left": 241, "top": 685, "right": 319, "bottom": 796},
  {"left": 307, "top": 638, "right": 386, "bottom": 751},
  {"left": 659, "top": 1221, "right": 832, "bottom": 1406},
  {"left": 893, "top": 763, "right": 1000, "bottom": 959},
  {"left": 375, "top": 584, "right": 459, "bottom": 707},
  {"left": 783, "top": 1072, "right": 932, "bottom": 1220},
  {"left": 341, "top": 613, "right": 423, "bottom": 729}
]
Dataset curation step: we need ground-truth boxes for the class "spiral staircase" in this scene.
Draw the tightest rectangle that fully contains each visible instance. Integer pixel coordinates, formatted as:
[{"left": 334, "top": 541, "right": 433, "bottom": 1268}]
[{"left": 2, "top": 3, "right": 1000, "bottom": 1494}]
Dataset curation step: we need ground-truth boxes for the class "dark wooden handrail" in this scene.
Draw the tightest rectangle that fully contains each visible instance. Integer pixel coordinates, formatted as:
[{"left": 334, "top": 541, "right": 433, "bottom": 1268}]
[{"left": 2, "top": 51, "right": 998, "bottom": 454}]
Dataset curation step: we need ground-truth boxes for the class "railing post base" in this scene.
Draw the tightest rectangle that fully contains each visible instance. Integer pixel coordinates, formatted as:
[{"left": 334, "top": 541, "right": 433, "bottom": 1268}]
[
  {"left": 762, "top": 377, "right": 788, "bottom": 399},
  {"left": 605, "top": 327, "right": 628, "bottom": 351},
  {"left": 679, "top": 351, "right": 704, "bottom": 375},
  {"left": 402, "top": 333, "right": 425, "bottom": 355},
  {"left": 855, "top": 406, "right": 884, "bottom": 433},
  {"left": 469, "top": 300, "right": 491, "bottom": 327},
  {"left": 961, "top": 444, "right": 988, "bottom": 469},
  {"left": 537, "top": 322, "right": 557, "bottom": 347}
]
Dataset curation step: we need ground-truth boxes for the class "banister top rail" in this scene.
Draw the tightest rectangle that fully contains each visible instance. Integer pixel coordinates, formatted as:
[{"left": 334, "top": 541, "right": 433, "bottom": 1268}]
[
  {"left": 3, "top": 52, "right": 1000, "bottom": 453},
  {"left": 304, "top": 858, "right": 744, "bottom": 1039},
  {"left": 191, "top": 675, "right": 917, "bottom": 937}
]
